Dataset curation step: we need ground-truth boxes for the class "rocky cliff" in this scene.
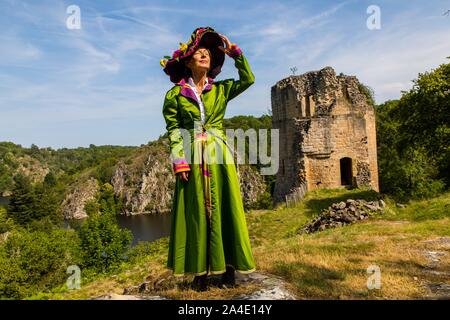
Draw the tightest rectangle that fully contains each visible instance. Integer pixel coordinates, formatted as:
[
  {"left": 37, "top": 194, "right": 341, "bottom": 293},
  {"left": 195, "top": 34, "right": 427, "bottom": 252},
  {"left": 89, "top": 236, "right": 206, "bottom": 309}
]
[
  {"left": 1, "top": 154, "right": 51, "bottom": 197},
  {"left": 111, "top": 141, "right": 174, "bottom": 216},
  {"left": 61, "top": 176, "right": 99, "bottom": 219},
  {"left": 62, "top": 139, "right": 267, "bottom": 219}
]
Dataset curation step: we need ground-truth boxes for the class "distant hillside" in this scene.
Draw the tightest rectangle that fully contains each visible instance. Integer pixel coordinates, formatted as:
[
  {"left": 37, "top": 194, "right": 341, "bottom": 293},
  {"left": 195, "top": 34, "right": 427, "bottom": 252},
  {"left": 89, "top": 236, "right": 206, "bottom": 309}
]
[{"left": 0, "top": 142, "right": 137, "bottom": 196}]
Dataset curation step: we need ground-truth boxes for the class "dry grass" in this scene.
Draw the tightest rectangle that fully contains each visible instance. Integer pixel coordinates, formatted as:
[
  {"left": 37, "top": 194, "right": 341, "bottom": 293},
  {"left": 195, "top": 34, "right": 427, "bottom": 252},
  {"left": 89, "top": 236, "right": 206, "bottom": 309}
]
[
  {"left": 253, "top": 222, "right": 435, "bottom": 299},
  {"left": 246, "top": 188, "right": 450, "bottom": 300}
]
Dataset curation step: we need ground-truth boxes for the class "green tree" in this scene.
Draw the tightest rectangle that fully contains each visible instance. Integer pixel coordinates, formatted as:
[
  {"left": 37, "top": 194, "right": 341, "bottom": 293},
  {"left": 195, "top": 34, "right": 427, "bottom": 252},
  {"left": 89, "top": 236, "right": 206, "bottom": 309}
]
[
  {"left": 7, "top": 174, "right": 37, "bottom": 225},
  {"left": 77, "top": 183, "right": 132, "bottom": 271},
  {"left": 77, "top": 210, "right": 132, "bottom": 272},
  {"left": 94, "top": 158, "right": 118, "bottom": 184},
  {"left": 0, "top": 228, "right": 81, "bottom": 299},
  {"left": 43, "top": 171, "right": 57, "bottom": 187},
  {"left": 0, "top": 207, "right": 13, "bottom": 233},
  {"left": 375, "top": 59, "right": 449, "bottom": 201},
  {"left": 32, "top": 181, "right": 62, "bottom": 227},
  {"left": 396, "top": 61, "right": 450, "bottom": 186}
]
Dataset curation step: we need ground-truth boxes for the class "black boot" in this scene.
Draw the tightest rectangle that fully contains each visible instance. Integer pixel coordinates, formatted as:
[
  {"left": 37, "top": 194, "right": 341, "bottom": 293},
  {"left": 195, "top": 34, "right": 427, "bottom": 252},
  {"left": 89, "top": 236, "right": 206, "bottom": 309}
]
[
  {"left": 221, "top": 266, "right": 236, "bottom": 288},
  {"left": 191, "top": 274, "right": 208, "bottom": 292}
]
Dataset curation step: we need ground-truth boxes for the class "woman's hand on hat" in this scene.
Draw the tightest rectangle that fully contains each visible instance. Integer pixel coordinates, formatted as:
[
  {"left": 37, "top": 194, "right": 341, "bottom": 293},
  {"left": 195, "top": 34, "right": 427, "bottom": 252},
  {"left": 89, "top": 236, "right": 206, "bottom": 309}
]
[{"left": 218, "top": 34, "right": 232, "bottom": 54}]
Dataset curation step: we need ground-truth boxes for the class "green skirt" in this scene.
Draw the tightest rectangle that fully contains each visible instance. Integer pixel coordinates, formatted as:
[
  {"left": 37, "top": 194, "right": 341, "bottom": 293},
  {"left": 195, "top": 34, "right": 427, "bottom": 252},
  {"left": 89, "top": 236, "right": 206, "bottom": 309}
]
[{"left": 166, "top": 128, "right": 256, "bottom": 276}]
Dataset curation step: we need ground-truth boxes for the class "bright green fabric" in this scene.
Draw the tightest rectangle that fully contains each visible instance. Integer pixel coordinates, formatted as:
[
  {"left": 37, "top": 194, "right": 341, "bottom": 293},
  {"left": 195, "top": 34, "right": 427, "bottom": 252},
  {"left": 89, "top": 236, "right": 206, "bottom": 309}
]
[{"left": 162, "top": 52, "right": 256, "bottom": 276}]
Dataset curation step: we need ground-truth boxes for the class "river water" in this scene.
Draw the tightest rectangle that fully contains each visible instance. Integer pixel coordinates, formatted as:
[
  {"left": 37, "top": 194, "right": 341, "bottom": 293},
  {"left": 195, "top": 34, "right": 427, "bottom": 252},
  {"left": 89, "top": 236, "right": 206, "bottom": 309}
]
[
  {"left": 116, "top": 213, "right": 172, "bottom": 246},
  {"left": 1, "top": 196, "right": 171, "bottom": 246}
]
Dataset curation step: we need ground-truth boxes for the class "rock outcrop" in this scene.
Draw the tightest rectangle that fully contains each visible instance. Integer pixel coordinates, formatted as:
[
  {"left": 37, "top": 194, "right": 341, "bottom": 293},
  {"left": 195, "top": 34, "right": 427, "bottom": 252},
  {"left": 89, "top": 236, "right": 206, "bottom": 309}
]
[
  {"left": 118, "top": 271, "right": 295, "bottom": 300},
  {"left": 237, "top": 164, "right": 267, "bottom": 211},
  {"left": 61, "top": 177, "right": 99, "bottom": 219},
  {"left": 110, "top": 141, "right": 267, "bottom": 217},
  {"left": 420, "top": 237, "right": 450, "bottom": 300},
  {"left": 60, "top": 139, "right": 267, "bottom": 219},
  {"left": 1, "top": 153, "right": 52, "bottom": 197},
  {"left": 111, "top": 144, "right": 174, "bottom": 216}
]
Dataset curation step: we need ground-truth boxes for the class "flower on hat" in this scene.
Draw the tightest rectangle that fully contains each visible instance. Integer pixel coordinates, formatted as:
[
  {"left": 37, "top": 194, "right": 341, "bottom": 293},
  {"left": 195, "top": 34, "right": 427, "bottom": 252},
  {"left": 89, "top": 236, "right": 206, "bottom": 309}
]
[
  {"left": 160, "top": 55, "right": 171, "bottom": 68},
  {"left": 179, "top": 42, "right": 188, "bottom": 53},
  {"left": 172, "top": 49, "right": 182, "bottom": 58}
]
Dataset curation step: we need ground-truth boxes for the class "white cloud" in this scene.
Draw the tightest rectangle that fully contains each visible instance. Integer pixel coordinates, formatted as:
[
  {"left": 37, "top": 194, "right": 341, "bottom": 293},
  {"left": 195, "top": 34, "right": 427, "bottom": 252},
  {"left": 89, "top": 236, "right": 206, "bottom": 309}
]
[
  {"left": 0, "top": 32, "right": 43, "bottom": 63},
  {"left": 324, "top": 28, "right": 450, "bottom": 103}
]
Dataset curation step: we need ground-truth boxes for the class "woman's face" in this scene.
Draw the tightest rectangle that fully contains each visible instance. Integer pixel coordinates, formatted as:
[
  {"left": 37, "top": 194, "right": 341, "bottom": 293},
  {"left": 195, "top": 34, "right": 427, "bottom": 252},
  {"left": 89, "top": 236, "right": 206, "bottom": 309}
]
[{"left": 185, "top": 47, "right": 211, "bottom": 75}]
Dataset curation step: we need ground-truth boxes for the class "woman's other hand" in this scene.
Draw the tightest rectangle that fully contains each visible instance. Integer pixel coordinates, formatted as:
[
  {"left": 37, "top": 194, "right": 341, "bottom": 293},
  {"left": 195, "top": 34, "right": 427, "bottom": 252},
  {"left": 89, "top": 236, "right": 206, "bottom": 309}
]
[
  {"left": 177, "top": 171, "right": 189, "bottom": 182},
  {"left": 218, "top": 33, "right": 232, "bottom": 53}
]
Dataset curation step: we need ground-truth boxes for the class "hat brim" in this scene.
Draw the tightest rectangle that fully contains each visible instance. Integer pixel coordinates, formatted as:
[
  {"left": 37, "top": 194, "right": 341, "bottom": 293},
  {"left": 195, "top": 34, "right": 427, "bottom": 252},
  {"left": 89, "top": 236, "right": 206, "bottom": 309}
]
[{"left": 164, "top": 30, "right": 225, "bottom": 84}]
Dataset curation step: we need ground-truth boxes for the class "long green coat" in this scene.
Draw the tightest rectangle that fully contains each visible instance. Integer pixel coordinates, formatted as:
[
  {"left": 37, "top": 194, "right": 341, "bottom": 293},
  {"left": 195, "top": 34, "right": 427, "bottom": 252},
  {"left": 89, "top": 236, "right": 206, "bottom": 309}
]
[{"left": 162, "top": 46, "right": 256, "bottom": 276}]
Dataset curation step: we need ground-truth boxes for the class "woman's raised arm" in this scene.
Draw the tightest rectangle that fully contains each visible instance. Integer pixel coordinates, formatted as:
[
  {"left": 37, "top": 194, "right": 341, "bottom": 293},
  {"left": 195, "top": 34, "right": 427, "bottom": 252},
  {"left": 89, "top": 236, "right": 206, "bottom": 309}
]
[{"left": 218, "top": 35, "right": 255, "bottom": 102}]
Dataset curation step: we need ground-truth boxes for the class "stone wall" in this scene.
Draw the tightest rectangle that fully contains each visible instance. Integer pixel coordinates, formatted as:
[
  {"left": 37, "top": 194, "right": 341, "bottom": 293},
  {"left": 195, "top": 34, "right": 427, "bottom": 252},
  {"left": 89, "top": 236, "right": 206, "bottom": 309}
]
[{"left": 272, "top": 67, "right": 379, "bottom": 204}]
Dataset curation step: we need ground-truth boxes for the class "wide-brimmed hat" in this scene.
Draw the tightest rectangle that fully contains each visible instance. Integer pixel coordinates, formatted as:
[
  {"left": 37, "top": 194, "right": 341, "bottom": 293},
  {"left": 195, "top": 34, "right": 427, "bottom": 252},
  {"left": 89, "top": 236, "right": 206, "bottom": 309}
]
[{"left": 160, "top": 27, "right": 225, "bottom": 84}]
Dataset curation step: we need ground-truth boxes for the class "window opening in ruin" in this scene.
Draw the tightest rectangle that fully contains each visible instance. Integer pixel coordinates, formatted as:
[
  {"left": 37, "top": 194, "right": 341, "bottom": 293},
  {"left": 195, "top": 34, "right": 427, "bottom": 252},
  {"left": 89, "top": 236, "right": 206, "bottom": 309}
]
[{"left": 305, "top": 95, "right": 314, "bottom": 117}]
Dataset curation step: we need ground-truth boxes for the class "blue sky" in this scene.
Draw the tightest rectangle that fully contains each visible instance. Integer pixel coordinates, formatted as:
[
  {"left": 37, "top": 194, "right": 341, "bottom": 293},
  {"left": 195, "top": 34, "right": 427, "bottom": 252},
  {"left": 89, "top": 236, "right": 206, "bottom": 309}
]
[{"left": 1, "top": 0, "right": 449, "bottom": 149}]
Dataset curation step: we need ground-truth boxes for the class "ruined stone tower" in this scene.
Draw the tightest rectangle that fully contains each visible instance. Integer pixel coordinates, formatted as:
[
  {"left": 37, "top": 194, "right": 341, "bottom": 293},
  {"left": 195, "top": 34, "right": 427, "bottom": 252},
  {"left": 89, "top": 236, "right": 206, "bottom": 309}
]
[{"left": 271, "top": 67, "right": 379, "bottom": 204}]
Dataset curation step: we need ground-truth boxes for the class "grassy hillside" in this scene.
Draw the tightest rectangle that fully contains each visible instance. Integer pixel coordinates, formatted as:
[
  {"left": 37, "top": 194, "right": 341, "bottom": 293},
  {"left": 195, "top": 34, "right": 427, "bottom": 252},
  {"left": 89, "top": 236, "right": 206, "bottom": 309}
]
[{"left": 31, "top": 187, "right": 450, "bottom": 300}]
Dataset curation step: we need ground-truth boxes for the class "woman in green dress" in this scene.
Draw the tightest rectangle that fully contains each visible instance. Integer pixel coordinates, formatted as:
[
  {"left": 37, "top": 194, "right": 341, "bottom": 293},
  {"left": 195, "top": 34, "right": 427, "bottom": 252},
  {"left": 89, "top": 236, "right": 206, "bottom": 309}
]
[{"left": 161, "top": 27, "right": 256, "bottom": 291}]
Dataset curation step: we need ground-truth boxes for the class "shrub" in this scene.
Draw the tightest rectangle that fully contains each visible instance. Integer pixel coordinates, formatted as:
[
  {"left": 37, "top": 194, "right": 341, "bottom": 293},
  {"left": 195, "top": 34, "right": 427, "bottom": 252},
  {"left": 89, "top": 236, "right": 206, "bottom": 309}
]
[
  {"left": 77, "top": 212, "right": 132, "bottom": 272},
  {"left": 0, "top": 228, "right": 81, "bottom": 299},
  {"left": 252, "top": 191, "right": 273, "bottom": 210},
  {"left": 77, "top": 183, "right": 132, "bottom": 272}
]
